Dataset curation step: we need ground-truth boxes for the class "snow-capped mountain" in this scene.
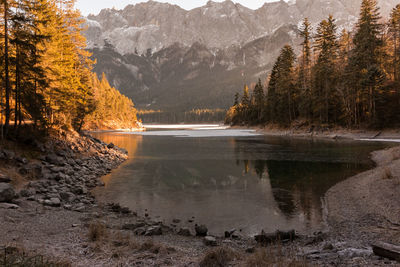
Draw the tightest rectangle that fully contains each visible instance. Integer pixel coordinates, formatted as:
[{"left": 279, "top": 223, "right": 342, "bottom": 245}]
[{"left": 83, "top": 0, "right": 397, "bottom": 114}]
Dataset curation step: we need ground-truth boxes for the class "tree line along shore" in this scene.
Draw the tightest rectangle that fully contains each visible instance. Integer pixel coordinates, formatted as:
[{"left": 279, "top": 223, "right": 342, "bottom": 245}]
[{"left": 226, "top": 0, "right": 400, "bottom": 130}]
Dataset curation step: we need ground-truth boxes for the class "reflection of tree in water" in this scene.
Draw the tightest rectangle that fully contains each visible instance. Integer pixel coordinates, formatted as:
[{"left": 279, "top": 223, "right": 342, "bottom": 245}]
[{"left": 234, "top": 139, "right": 369, "bottom": 224}]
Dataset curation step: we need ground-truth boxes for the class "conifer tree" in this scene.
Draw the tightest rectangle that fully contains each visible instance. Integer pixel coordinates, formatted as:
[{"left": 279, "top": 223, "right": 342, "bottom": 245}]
[
  {"left": 313, "top": 15, "right": 339, "bottom": 124},
  {"left": 298, "top": 18, "right": 312, "bottom": 120},
  {"left": 348, "top": 0, "right": 384, "bottom": 124},
  {"left": 267, "top": 45, "right": 296, "bottom": 125},
  {"left": 253, "top": 78, "right": 264, "bottom": 123},
  {"left": 389, "top": 4, "right": 400, "bottom": 81}
]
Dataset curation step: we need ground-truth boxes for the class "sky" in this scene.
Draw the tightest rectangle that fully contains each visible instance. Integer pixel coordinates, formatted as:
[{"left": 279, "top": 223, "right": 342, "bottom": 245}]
[{"left": 76, "top": 0, "right": 282, "bottom": 16}]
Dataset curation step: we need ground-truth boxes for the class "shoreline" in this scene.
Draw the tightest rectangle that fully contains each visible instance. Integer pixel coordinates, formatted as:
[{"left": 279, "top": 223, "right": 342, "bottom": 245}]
[
  {"left": 231, "top": 125, "right": 400, "bottom": 142},
  {"left": 0, "top": 129, "right": 399, "bottom": 265}
]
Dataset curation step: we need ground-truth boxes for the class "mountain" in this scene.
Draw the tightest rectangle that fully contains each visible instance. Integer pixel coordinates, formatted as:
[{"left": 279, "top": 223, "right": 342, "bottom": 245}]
[{"left": 83, "top": 0, "right": 397, "bottom": 119}]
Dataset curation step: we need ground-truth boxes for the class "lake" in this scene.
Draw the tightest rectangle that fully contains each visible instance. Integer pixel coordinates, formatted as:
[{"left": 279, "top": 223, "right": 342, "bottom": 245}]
[{"left": 92, "top": 125, "right": 391, "bottom": 236}]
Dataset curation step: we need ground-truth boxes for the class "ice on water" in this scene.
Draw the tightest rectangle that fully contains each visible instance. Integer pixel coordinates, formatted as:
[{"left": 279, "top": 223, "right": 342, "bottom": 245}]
[{"left": 122, "top": 124, "right": 261, "bottom": 138}]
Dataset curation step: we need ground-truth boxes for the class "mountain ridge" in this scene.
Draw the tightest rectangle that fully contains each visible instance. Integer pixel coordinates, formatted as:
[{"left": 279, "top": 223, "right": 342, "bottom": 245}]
[{"left": 83, "top": 0, "right": 398, "bottom": 119}]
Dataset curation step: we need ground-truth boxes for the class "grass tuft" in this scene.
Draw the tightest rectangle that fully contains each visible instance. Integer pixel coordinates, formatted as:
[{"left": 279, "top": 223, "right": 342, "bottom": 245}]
[
  {"left": 199, "top": 247, "right": 237, "bottom": 267},
  {"left": 382, "top": 167, "right": 393, "bottom": 180},
  {"left": 88, "top": 222, "right": 107, "bottom": 242},
  {"left": 0, "top": 246, "right": 70, "bottom": 267},
  {"left": 139, "top": 240, "right": 166, "bottom": 254},
  {"left": 246, "top": 248, "right": 310, "bottom": 267}
]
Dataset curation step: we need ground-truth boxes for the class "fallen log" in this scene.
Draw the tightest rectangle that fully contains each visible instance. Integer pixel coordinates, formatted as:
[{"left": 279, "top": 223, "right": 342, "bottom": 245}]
[
  {"left": 255, "top": 230, "right": 297, "bottom": 246},
  {"left": 372, "top": 242, "right": 400, "bottom": 262}
]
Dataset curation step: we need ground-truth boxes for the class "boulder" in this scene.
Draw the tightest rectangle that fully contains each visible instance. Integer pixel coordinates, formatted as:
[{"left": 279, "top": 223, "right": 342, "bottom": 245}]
[
  {"left": 45, "top": 154, "right": 63, "bottom": 165},
  {"left": 48, "top": 197, "right": 61, "bottom": 207},
  {"left": 107, "top": 143, "right": 115, "bottom": 149},
  {"left": 255, "top": 230, "right": 297, "bottom": 245},
  {"left": 224, "top": 229, "right": 236, "bottom": 238},
  {"left": 144, "top": 226, "right": 162, "bottom": 236},
  {"left": 178, "top": 227, "right": 191, "bottom": 236},
  {"left": 0, "top": 183, "right": 15, "bottom": 203},
  {"left": 20, "top": 188, "right": 36, "bottom": 197},
  {"left": 204, "top": 236, "right": 217, "bottom": 246},
  {"left": 3, "top": 150, "right": 15, "bottom": 160},
  {"left": 0, "top": 203, "right": 19, "bottom": 209},
  {"left": 0, "top": 173, "right": 11, "bottom": 183},
  {"left": 122, "top": 222, "right": 146, "bottom": 230},
  {"left": 195, "top": 224, "right": 208, "bottom": 236},
  {"left": 60, "top": 192, "right": 76, "bottom": 203}
]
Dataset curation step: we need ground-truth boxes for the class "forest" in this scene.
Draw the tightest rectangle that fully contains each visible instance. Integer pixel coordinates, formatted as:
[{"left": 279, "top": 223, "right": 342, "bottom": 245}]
[
  {"left": 0, "top": 0, "right": 139, "bottom": 136},
  {"left": 226, "top": 0, "right": 400, "bottom": 129}
]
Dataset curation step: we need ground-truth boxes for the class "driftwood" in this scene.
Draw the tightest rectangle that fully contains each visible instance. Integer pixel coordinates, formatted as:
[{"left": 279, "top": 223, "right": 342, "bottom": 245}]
[
  {"left": 255, "top": 230, "right": 297, "bottom": 245},
  {"left": 372, "top": 131, "right": 382, "bottom": 139},
  {"left": 372, "top": 242, "right": 400, "bottom": 262}
]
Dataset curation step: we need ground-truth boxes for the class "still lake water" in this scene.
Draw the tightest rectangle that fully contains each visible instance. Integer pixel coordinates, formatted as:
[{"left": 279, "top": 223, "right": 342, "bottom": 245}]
[{"left": 92, "top": 125, "right": 391, "bottom": 236}]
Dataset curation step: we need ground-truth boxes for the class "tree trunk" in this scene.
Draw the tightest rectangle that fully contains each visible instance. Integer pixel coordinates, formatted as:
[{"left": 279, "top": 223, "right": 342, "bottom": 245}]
[
  {"left": 4, "top": 0, "right": 10, "bottom": 135},
  {"left": 14, "top": 48, "right": 19, "bottom": 129}
]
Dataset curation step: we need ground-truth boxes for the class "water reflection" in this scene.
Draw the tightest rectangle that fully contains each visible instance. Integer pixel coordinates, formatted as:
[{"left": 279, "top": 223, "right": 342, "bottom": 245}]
[{"left": 92, "top": 131, "right": 389, "bottom": 235}]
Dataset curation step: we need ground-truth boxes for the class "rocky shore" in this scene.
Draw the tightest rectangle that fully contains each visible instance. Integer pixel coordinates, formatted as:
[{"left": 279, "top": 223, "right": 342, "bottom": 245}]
[{"left": 0, "top": 131, "right": 399, "bottom": 266}]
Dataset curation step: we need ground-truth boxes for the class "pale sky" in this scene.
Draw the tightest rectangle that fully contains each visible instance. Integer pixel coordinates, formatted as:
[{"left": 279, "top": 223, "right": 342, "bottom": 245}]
[{"left": 76, "top": 0, "right": 282, "bottom": 16}]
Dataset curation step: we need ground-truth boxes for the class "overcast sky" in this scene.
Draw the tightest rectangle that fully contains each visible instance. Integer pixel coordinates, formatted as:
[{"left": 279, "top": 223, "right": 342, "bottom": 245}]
[{"left": 76, "top": 0, "right": 282, "bottom": 16}]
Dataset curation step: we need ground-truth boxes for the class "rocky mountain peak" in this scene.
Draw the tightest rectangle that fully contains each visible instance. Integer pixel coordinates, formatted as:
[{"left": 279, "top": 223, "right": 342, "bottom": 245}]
[{"left": 84, "top": 0, "right": 399, "bottom": 115}]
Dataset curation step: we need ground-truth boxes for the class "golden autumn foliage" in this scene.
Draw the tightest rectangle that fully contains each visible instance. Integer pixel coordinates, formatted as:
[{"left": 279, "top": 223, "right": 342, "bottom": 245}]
[{"left": 0, "top": 0, "right": 138, "bottom": 135}]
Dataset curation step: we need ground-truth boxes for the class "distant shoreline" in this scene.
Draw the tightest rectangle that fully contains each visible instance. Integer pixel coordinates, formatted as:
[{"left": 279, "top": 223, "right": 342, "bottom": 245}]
[{"left": 230, "top": 125, "right": 400, "bottom": 142}]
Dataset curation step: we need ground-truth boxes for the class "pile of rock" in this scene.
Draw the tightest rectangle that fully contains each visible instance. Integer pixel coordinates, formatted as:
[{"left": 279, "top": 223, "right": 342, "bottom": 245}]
[{"left": 1, "top": 133, "right": 128, "bottom": 212}]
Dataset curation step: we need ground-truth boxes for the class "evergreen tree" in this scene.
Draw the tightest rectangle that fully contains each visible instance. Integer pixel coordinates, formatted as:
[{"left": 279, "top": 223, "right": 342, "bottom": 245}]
[
  {"left": 267, "top": 45, "right": 296, "bottom": 125},
  {"left": 253, "top": 78, "right": 264, "bottom": 123},
  {"left": 389, "top": 4, "right": 400, "bottom": 81},
  {"left": 313, "top": 15, "right": 339, "bottom": 124},
  {"left": 298, "top": 18, "right": 313, "bottom": 120},
  {"left": 348, "top": 0, "right": 384, "bottom": 124}
]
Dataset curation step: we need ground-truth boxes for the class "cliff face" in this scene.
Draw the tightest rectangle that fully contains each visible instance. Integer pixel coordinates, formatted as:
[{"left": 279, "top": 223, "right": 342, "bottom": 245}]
[{"left": 84, "top": 0, "right": 397, "bottom": 113}]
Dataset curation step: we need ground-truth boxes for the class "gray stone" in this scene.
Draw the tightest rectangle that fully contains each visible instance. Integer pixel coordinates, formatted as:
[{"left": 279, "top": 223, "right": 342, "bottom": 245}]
[
  {"left": 47, "top": 197, "right": 61, "bottom": 207},
  {"left": 20, "top": 188, "right": 36, "bottom": 197},
  {"left": 46, "top": 154, "right": 63, "bottom": 165},
  {"left": 145, "top": 226, "right": 162, "bottom": 236},
  {"left": 16, "top": 157, "right": 28, "bottom": 164},
  {"left": 204, "top": 236, "right": 217, "bottom": 246},
  {"left": 177, "top": 227, "right": 191, "bottom": 236},
  {"left": 195, "top": 224, "right": 208, "bottom": 236},
  {"left": 60, "top": 192, "right": 76, "bottom": 202},
  {"left": 122, "top": 222, "right": 146, "bottom": 230},
  {"left": 0, "top": 183, "right": 15, "bottom": 203},
  {"left": 0, "top": 173, "right": 11, "bottom": 183},
  {"left": 3, "top": 150, "right": 15, "bottom": 160},
  {"left": 134, "top": 227, "right": 146, "bottom": 235},
  {"left": 107, "top": 143, "right": 115, "bottom": 149},
  {"left": 0, "top": 203, "right": 19, "bottom": 209}
]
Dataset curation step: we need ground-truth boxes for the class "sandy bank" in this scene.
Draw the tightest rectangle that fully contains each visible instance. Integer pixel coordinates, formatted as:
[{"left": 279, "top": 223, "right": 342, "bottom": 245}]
[{"left": 325, "top": 145, "right": 400, "bottom": 245}]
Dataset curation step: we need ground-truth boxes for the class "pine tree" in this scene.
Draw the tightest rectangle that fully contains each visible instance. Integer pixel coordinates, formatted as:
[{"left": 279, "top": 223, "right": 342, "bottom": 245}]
[
  {"left": 266, "top": 45, "right": 296, "bottom": 125},
  {"left": 337, "top": 29, "right": 354, "bottom": 126},
  {"left": 298, "top": 18, "right": 313, "bottom": 120},
  {"left": 313, "top": 15, "right": 339, "bottom": 124},
  {"left": 389, "top": 4, "right": 400, "bottom": 81},
  {"left": 253, "top": 78, "right": 264, "bottom": 123},
  {"left": 348, "top": 0, "right": 384, "bottom": 124},
  {"left": 266, "top": 62, "right": 278, "bottom": 122}
]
